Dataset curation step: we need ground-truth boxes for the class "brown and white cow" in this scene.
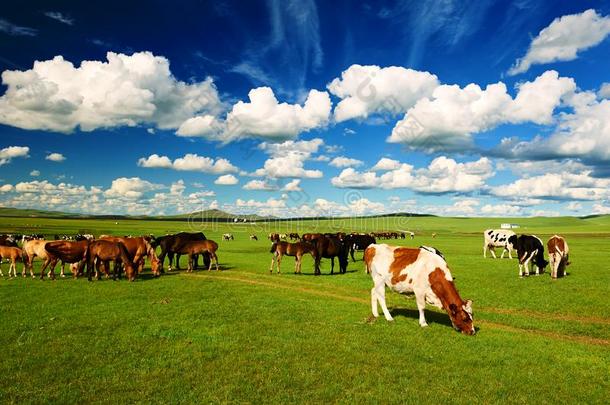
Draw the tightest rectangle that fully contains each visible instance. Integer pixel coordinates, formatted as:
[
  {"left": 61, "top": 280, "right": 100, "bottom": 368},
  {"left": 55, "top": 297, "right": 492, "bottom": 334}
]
[
  {"left": 364, "top": 244, "right": 475, "bottom": 335},
  {"left": 547, "top": 235, "right": 570, "bottom": 279}
]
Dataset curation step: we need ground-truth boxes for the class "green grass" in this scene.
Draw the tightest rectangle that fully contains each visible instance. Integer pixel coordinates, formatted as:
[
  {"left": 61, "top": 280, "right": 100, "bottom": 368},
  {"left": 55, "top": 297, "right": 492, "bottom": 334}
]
[{"left": 1, "top": 215, "right": 609, "bottom": 403}]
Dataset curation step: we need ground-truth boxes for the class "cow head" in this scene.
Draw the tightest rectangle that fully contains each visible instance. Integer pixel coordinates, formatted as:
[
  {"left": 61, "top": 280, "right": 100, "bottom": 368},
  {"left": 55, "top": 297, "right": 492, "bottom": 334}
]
[{"left": 448, "top": 299, "right": 475, "bottom": 335}]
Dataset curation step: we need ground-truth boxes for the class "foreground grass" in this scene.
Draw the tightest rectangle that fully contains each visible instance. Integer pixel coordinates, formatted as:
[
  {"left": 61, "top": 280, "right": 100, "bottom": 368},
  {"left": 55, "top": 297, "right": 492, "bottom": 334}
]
[{"left": 1, "top": 215, "right": 609, "bottom": 403}]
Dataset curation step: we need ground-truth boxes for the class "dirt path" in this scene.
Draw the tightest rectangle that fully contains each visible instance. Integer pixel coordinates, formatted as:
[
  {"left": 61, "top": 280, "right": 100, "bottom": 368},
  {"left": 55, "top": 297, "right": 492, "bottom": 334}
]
[{"left": 189, "top": 272, "right": 610, "bottom": 347}]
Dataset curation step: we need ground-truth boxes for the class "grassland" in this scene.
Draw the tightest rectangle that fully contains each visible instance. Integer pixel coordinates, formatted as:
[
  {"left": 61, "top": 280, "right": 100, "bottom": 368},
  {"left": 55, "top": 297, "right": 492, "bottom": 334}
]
[{"left": 1, "top": 215, "right": 609, "bottom": 404}]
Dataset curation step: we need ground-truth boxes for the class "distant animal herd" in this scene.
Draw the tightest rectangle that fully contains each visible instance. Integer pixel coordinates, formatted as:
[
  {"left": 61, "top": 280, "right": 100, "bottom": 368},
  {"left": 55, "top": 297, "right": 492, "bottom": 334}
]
[{"left": 0, "top": 228, "right": 571, "bottom": 335}]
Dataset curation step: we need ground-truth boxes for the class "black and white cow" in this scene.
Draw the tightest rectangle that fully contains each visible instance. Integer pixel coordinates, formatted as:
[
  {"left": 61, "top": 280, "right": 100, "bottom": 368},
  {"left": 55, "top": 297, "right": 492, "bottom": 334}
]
[
  {"left": 483, "top": 229, "right": 516, "bottom": 259},
  {"left": 508, "top": 235, "right": 549, "bottom": 277}
]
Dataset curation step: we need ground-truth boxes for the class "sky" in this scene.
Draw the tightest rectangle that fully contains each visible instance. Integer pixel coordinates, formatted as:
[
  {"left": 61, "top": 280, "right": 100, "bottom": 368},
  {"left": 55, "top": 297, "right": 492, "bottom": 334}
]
[{"left": 1, "top": 0, "right": 610, "bottom": 218}]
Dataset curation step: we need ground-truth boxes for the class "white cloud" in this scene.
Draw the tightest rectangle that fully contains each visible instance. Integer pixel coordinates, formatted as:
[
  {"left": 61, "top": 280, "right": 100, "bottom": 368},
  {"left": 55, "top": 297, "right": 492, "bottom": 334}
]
[
  {"left": 175, "top": 115, "right": 223, "bottom": 138},
  {"left": 45, "top": 152, "right": 66, "bottom": 162},
  {"left": 329, "top": 156, "right": 363, "bottom": 168},
  {"left": 371, "top": 157, "right": 401, "bottom": 171},
  {"left": 0, "top": 18, "right": 37, "bottom": 36},
  {"left": 592, "top": 203, "right": 610, "bottom": 214},
  {"left": 599, "top": 83, "right": 610, "bottom": 99},
  {"left": 214, "top": 174, "right": 239, "bottom": 185},
  {"left": 253, "top": 138, "right": 324, "bottom": 179},
  {"left": 223, "top": 87, "right": 331, "bottom": 141},
  {"left": 243, "top": 180, "right": 279, "bottom": 191},
  {"left": 566, "top": 201, "right": 582, "bottom": 211},
  {"left": 283, "top": 179, "right": 301, "bottom": 191},
  {"left": 30, "top": 170, "right": 40, "bottom": 176},
  {"left": 104, "top": 177, "right": 162, "bottom": 199},
  {"left": 138, "top": 153, "right": 238, "bottom": 174},
  {"left": 332, "top": 156, "right": 494, "bottom": 193},
  {"left": 44, "top": 11, "right": 74, "bottom": 25},
  {"left": 388, "top": 71, "right": 575, "bottom": 151},
  {"left": 480, "top": 204, "right": 524, "bottom": 216},
  {"left": 236, "top": 197, "right": 286, "bottom": 208},
  {"left": 491, "top": 171, "right": 610, "bottom": 201},
  {"left": 509, "top": 9, "right": 610, "bottom": 75},
  {"left": 0, "top": 184, "right": 14, "bottom": 192},
  {"left": 501, "top": 97, "right": 610, "bottom": 162},
  {"left": 327, "top": 65, "right": 439, "bottom": 122},
  {"left": 0, "top": 52, "right": 222, "bottom": 133},
  {"left": 0, "top": 146, "right": 29, "bottom": 166}
]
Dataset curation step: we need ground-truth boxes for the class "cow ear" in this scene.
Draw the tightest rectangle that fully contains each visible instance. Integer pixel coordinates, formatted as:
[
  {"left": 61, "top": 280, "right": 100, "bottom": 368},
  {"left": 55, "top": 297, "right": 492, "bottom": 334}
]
[{"left": 464, "top": 300, "right": 473, "bottom": 311}]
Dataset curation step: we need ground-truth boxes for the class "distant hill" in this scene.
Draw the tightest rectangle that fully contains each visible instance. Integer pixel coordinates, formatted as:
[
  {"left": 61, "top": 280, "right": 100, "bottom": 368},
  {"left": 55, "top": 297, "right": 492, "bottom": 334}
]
[{"left": 159, "top": 209, "right": 272, "bottom": 222}]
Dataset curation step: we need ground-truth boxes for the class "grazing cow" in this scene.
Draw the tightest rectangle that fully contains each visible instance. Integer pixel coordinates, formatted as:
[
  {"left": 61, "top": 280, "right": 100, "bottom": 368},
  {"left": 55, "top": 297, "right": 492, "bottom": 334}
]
[
  {"left": 547, "top": 235, "right": 570, "bottom": 279},
  {"left": 364, "top": 244, "right": 475, "bottom": 335},
  {"left": 44, "top": 240, "right": 90, "bottom": 279},
  {"left": 310, "top": 235, "right": 348, "bottom": 275},
  {"left": 222, "top": 233, "right": 234, "bottom": 241},
  {"left": 288, "top": 233, "right": 300, "bottom": 241},
  {"left": 508, "top": 235, "right": 549, "bottom": 277},
  {"left": 343, "top": 233, "right": 376, "bottom": 262},
  {"left": 0, "top": 246, "right": 23, "bottom": 277},
  {"left": 269, "top": 241, "right": 317, "bottom": 274},
  {"left": 173, "top": 240, "right": 219, "bottom": 272},
  {"left": 152, "top": 232, "right": 210, "bottom": 271},
  {"left": 483, "top": 229, "right": 516, "bottom": 259},
  {"left": 86, "top": 240, "right": 136, "bottom": 281},
  {"left": 250, "top": 234, "right": 258, "bottom": 241}
]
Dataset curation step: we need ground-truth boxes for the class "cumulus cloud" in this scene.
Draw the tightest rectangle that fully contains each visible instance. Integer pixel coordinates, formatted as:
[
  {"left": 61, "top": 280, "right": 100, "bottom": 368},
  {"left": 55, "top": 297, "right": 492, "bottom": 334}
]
[
  {"left": 0, "top": 146, "right": 29, "bottom": 166},
  {"left": 332, "top": 156, "right": 494, "bottom": 193},
  {"left": 104, "top": 177, "right": 162, "bottom": 199},
  {"left": 253, "top": 138, "right": 324, "bottom": 179},
  {"left": 45, "top": 152, "right": 66, "bottom": 162},
  {"left": 371, "top": 157, "right": 401, "bottom": 171},
  {"left": 499, "top": 97, "right": 610, "bottom": 162},
  {"left": 138, "top": 153, "right": 238, "bottom": 174},
  {"left": 388, "top": 71, "right": 575, "bottom": 151},
  {"left": 491, "top": 171, "right": 610, "bottom": 201},
  {"left": 223, "top": 87, "right": 331, "bottom": 141},
  {"left": 243, "top": 180, "right": 279, "bottom": 191},
  {"left": 329, "top": 156, "right": 363, "bottom": 168},
  {"left": 327, "top": 65, "right": 439, "bottom": 122},
  {"left": 29, "top": 170, "right": 40, "bottom": 177},
  {"left": 0, "top": 52, "right": 222, "bottom": 133},
  {"left": 509, "top": 9, "right": 610, "bottom": 75},
  {"left": 599, "top": 83, "right": 610, "bottom": 99},
  {"left": 175, "top": 115, "right": 223, "bottom": 138},
  {"left": 283, "top": 179, "right": 302, "bottom": 191},
  {"left": 214, "top": 174, "right": 239, "bottom": 185}
]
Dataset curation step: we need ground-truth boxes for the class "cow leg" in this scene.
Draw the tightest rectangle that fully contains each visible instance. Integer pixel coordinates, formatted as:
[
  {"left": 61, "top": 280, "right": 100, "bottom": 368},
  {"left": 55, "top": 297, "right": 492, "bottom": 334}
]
[
  {"left": 415, "top": 291, "right": 428, "bottom": 327},
  {"left": 294, "top": 255, "right": 299, "bottom": 274},
  {"left": 351, "top": 246, "right": 356, "bottom": 262},
  {"left": 188, "top": 254, "right": 193, "bottom": 272},
  {"left": 330, "top": 257, "right": 335, "bottom": 275},
  {"left": 269, "top": 254, "right": 276, "bottom": 273},
  {"left": 500, "top": 248, "right": 507, "bottom": 259},
  {"left": 489, "top": 246, "right": 497, "bottom": 259},
  {"left": 508, "top": 248, "right": 513, "bottom": 260},
  {"left": 550, "top": 254, "right": 557, "bottom": 278},
  {"left": 373, "top": 280, "right": 393, "bottom": 321},
  {"left": 277, "top": 254, "right": 282, "bottom": 274},
  {"left": 483, "top": 243, "right": 487, "bottom": 258},
  {"left": 212, "top": 253, "right": 219, "bottom": 271},
  {"left": 60, "top": 261, "right": 66, "bottom": 278},
  {"left": 0, "top": 259, "right": 3, "bottom": 277},
  {"left": 175, "top": 253, "right": 182, "bottom": 270}
]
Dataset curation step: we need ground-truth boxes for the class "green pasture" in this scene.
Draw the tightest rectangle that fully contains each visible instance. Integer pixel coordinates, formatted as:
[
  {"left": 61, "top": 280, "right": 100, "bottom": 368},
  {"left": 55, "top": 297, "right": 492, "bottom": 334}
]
[{"left": 1, "top": 215, "right": 609, "bottom": 403}]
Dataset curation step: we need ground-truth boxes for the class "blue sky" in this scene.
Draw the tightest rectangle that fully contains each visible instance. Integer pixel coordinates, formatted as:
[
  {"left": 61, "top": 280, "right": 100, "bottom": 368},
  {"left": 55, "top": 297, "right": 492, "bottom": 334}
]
[{"left": 1, "top": 0, "right": 610, "bottom": 217}]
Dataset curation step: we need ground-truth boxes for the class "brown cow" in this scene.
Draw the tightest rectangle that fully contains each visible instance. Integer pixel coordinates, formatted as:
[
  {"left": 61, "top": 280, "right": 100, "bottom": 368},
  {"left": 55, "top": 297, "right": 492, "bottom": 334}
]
[{"left": 547, "top": 235, "right": 570, "bottom": 279}]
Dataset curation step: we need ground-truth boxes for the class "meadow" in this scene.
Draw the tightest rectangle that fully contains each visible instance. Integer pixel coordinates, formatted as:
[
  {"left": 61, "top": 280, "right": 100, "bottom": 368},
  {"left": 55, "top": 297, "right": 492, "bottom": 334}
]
[{"left": 0, "top": 215, "right": 609, "bottom": 404}]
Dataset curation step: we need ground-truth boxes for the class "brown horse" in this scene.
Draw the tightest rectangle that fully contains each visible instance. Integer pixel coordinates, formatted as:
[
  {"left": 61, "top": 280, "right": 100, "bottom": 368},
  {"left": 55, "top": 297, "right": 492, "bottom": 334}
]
[
  {"left": 100, "top": 236, "right": 160, "bottom": 276},
  {"left": 311, "top": 235, "right": 349, "bottom": 275},
  {"left": 174, "top": 240, "right": 219, "bottom": 272},
  {"left": 86, "top": 240, "right": 136, "bottom": 281},
  {"left": 269, "top": 241, "right": 317, "bottom": 274},
  {"left": 44, "top": 240, "right": 90, "bottom": 279},
  {"left": 0, "top": 246, "right": 23, "bottom": 277}
]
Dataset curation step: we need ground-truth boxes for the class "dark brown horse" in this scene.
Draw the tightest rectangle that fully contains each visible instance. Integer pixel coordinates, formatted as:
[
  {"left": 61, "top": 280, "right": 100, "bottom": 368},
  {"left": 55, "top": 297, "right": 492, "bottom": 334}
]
[
  {"left": 311, "top": 235, "right": 349, "bottom": 275},
  {"left": 86, "top": 240, "right": 136, "bottom": 281},
  {"left": 152, "top": 232, "right": 209, "bottom": 271},
  {"left": 269, "top": 241, "right": 317, "bottom": 274},
  {"left": 173, "top": 240, "right": 219, "bottom": 272},
  {"left": 44, "top": 240, "right": 90, "bottom": 279},
  {"left": 343, "top": 233, "right": 376, "bottom": 262},
  {"left": 301, "top": 233, "right": 324, "bottom": 243}
]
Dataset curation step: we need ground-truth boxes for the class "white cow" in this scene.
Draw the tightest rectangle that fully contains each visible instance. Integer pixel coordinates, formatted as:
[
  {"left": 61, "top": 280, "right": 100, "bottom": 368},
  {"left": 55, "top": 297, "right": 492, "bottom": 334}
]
[
  {"left": 364, "top": 244, "right": 475, "bottom": 335},
  {"left": 483, "top": 229, "right": 516, "bottom": 259}
]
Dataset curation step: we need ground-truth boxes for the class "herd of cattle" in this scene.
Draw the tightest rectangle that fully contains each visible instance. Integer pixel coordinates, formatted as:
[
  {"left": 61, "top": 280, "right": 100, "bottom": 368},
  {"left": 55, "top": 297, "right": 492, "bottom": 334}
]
[{"left": 0, "top": 228, "right": 571, "bottom": 335}]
